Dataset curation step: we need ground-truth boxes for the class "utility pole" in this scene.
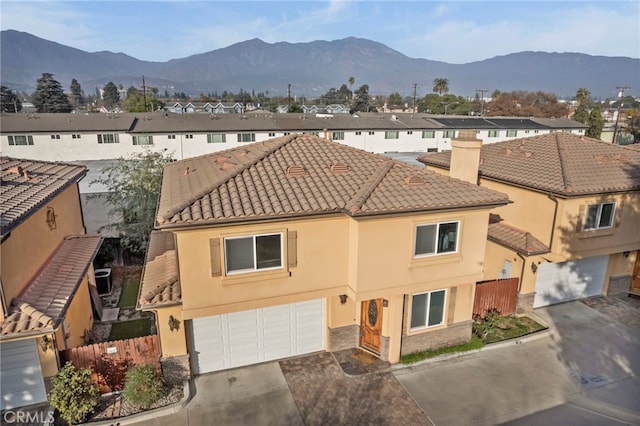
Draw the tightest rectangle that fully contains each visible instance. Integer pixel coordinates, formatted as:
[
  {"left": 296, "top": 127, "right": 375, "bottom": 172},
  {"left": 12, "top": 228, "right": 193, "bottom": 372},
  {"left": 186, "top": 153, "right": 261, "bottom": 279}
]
[
  {"left": 142, "top": 76, "right": 148, "bottom": 112},
  {"left": 287, "top": 84, "right": 291, "bottom": 110},
  {"left": 611, "top": 86, "right": 630, "bottom": 144},
  {"left": 412, "top": 83, "right": 417, "bottom": 113},
  {"left": 475, "top": 89, "right": 488, "bottom": 116}
]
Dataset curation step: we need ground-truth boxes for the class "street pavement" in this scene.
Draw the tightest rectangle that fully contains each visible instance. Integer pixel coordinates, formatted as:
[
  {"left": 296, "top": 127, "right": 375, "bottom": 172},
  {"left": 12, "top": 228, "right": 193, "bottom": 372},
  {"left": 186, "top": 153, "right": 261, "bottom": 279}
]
[{"left": 117, "top": 295, "right": 640, "bottom": 425}]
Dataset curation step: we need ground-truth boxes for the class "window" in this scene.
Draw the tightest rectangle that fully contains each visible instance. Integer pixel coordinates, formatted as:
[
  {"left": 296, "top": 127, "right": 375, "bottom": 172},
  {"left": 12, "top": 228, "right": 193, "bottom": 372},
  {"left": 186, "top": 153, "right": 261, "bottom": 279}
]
[
  {"left": 224, "top": 233, "right": 283, "bottom": 274},
  {"left": 283, "top": 132, "right": 290, "bottom": 136},
  {"left": 8, "top": 135, "right": 34, "bottom": 146},
  {"left": 443, "top": 130, "right": 456, "bottom": 138},
  {"left": 184, "top": 134, "right": 194, "bottom": 139},
  {"left": 524, "top": 130, "right": 530, "bottom": 134},
  {"left": 368, "top": 131, "right": 375, "bottom": 135},
  {"left": 207, "top": 133, "right": 226, "bottom": 143},
  {"left": 506, "top": 129, "right": 518, "bottom": 137},
  {"left": 422, "top": 130, "right": 435, "bottom": 139},
  {"left": 414, "top": 221, "right": 459, "bottom": 257},
  {"left": 488, "top": 130, "right": 499, "bottom": 138},
  {"left": 132, "top": 135, "right": 153, "bottom": 145},
  {"left": 385, "top": 131, "right": 399, "bottom": 139},
  {"left": 355, "top": 131, "right": 362, "bottom": 135},
  {"left": 534, "top": 130, "right": 539, "bottom": 134},
  {"left": 268, "top": 132, "right": 276, "bottom": 137},
  {"left": 237, "top": 133, "right": 255, "bottom": 143},
  {"left": 168, "top": 134, "right": 176, "bottom": 140},
  {"left": 410, "top": 290, "right": 446, "bottom": 329},
  {"left": 72, "top": 134, "right": 81, "bottom": 139},
  {"left": 427, "top": 147, "right": 438, "bottom": 153},
  {"left": 585, "top": 202, "right": 615, "bottom": 230},
  {"left": 332, "top": 131, "right": 345, "bottom": 140},
  {"left": 97, "top": 133, "right": 119, "bottom": 144},
  {"left": 50, "top": 134, "right": 60, "bottom": 140}
]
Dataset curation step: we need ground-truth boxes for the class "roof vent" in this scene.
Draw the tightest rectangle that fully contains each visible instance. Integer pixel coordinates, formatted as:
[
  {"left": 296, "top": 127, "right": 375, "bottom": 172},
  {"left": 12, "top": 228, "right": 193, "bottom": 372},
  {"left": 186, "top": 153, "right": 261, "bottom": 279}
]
[
  {"left": 330, "top": 163, "right": 351, "bottom": 175},
  {"left": 286, "top": 165, "right": 307, "bottom": 177},
  {"left": 404, "top": 175, "right": 428, "bottom": 186}
]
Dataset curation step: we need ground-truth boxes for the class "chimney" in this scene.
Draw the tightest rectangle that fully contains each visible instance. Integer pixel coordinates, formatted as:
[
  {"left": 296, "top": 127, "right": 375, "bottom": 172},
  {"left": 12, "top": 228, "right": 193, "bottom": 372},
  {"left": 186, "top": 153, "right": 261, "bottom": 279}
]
[{"left": 450, "top": 130, "right": 482, "bottom": 184}]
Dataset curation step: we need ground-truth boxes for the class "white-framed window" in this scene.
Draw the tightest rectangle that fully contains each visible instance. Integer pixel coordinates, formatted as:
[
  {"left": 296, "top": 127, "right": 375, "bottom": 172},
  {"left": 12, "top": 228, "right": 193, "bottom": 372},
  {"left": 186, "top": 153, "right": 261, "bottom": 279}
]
[
  {"left": 407, "top": 130, "right": 413, "bottom": 135},
  {"left": 534, "top": 130, "right": 539, "bottom": 134},
  {"left": 506, "top": 129, "right": 518, "bottom": 137},
  {"left": 207, "top": 133, "right": 226, "bottom": 143},
  {"left": 185, "top": 134, "right": 194, "bottom": 139},
  {"left": 72, "top": 134, "right": 81, "bottom": 139},
  {"left": 355, "top": 131, "right": 362, "bottom": 135},
  {"left": 368, "top": 131, "right": 375, "bottom": 135},
  {"left": 422, "top": 130, "right": 435, "bottom": 139},
  {"left": 7, "top": 135, "right": 34, "bottom": 146},
  {"left": 443, "top": 130, "right": 456, "bottom": 138},
  {"left": 585, "top": 202, "right": 616, "bottom": 230},
  {"left": 168, "top": 134, "right": 176, "bottom": 139},
  {"left": 385, "top": 131, "right": 399, "bottom": 139},
  {"left": 410, "top": 289, "right": 446, "bottom": 330},
  {"left": 268, "top": 132, "right": 276, "bottom": 137},
  {"left": 97, "top": 133, "right": 119, "bottom": 144},
  {"left": 488, "top": 130, "right": 499, "bottom": 138},
  {"left": 283, "top": 132, "right": 291, "bottom": 136},
  {"left": 50, "top": 134, "right": 61, "bottom": 140},
  {"left": 414, "top": 221, "right": 459, "bottom": 257},
  {"left": 332, "top": 131, "right": 345, "bottom": 140},
  {"left": 132, "top": 135, "right": 153, "bottom": 145},
  {"left": 237, "top": 133, "right": 256, "bottom": 143},
  {"left": 524, "top": 130, "right": 530, "bottom": 134},
  {"left": 224, "top": 233, "right": 283, "bottom": 274}
]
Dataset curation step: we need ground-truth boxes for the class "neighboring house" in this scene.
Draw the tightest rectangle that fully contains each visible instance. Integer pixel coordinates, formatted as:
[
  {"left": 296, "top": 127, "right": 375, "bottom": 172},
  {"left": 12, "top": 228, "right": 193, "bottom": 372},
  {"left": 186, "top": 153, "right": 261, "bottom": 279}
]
[
  {"left": 0, "top": 158, "right": 103, "bottom": 410},
  {"left": 419, "top": 132, "right": 640, "bottom": 311},
  {"left": 138, "top": 133, "right": 508, "bottom": 378}
]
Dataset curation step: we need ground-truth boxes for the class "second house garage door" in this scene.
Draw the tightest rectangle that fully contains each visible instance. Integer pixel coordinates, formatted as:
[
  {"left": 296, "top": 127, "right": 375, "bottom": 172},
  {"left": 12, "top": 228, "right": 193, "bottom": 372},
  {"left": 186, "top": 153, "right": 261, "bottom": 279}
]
[
  {"left": 189, "top": 298, "right": 325, "bottom": 374},
  {"left": 534, "top": 255, "right": 609, "bottom": 308}
]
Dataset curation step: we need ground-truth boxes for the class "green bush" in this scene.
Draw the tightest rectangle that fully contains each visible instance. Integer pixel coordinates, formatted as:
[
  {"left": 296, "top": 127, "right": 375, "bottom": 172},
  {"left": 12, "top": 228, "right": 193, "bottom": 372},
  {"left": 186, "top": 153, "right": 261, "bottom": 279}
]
[
  {"left": 472, "top": 308, "right": 501, "bottom": 339},
  {"left": 48, "top": 362, "right": 99, "bottom": 425},
  {"left": 122, "top": 364, "right": 164, "bottom": 409}
]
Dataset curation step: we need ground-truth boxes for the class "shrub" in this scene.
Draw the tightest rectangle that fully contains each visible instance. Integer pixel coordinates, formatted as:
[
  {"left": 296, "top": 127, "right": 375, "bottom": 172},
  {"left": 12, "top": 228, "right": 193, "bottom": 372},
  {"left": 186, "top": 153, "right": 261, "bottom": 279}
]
[
  {"left": 122, "top": 364, "right": 164, "bottom": 409},
  {"left": 472, "top": 308, "right": 502, "bottom": 339},
  {"left": 48, "top": 362, "right": 99, "bottom": 425}
]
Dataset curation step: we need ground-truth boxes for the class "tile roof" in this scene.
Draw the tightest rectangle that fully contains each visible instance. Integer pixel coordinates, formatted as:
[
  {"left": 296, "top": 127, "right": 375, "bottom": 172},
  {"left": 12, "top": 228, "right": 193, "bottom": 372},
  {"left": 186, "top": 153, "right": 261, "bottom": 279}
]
[
  {"left": 0, "top": 112, "right": 137, "bottom": 133},
  {"left": 156, "top": 134, "right": 509, "bottom": 227},
  {"left": 1, "top": 157, "right": 87, "bottom": 237},
  {"left": 0, "top": 235, "right": 103, "bottom": 339},
  {"left": 418, "top": 133, "right": 640, "bottom": 196},
  {"left": 139, "top": 231, "right": 180, "bottom": 308},
  {"left": 487, "top": 215, "right": 549, "bottom": 256}
]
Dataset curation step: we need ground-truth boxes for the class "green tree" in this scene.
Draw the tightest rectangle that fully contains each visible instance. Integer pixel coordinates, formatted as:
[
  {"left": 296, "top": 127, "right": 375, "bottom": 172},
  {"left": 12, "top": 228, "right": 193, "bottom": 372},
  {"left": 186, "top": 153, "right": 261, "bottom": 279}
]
[
  {"left": 32, "top": 73, "right": 73, "bottom": 113},
  {"left": 48, "top": 362, "right": 99, "bottom": 425},
  {"left": 122, "top": 364, "right": 163, "bottom": 409},
  {"left": 348, "top": 76, "right": 355, "bottom": 104},
  {"left": 289, "top": 102, "right": 303, "bottom": 113},
  {"left": 418, "top": 93, "right": 470, "bottom": 115},
  {"left": 586, "top": 104, "right": 605, "bottom": 139},
  {"left": 575, "top": 87, "right": 590, "bottom": 105},
  {"left": 91, "top": 151, "right": 174, "bottom": 255},
  {"left": 486, "top": 91, "right": 568, "bottom": 118},
  {"left": 123, "top": 86, "right": 163, "bottom": 112},
  {"left": 102, "top": 81, "right": 120, "bottom": 107},
  {"left": 1, "top": 86, "right": 22, "bottom": 112},
  {"left": 432, "top": 78, "right": 449, "bottom": 96},
  {"left": 70, "top": 78, "right": 84, "bottom": 109},
  {"left": 388, "top": 92, "right": 403, "bottom": 106},
  {"left": 572, "top": 88, "right": 591, "bottom": 123},
  {"left": 352, "top": 84, "right": 371, "bottom": 112},
  {"left": 625, "top": 109, "right": 640, "bottom": 144}
]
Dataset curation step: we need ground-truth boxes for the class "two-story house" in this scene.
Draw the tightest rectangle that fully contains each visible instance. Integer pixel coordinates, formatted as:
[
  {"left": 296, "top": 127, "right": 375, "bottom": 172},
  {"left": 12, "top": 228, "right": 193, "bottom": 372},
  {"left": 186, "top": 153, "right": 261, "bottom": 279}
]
[
  {"left": 0, "top": 158, "right": 103, "bottom": 410},
  {"left": 419, "top": 132, "right": 640, "bottom": 311},
  {"left": 139, "top": 133, "right": 508, "bottom": 378}
]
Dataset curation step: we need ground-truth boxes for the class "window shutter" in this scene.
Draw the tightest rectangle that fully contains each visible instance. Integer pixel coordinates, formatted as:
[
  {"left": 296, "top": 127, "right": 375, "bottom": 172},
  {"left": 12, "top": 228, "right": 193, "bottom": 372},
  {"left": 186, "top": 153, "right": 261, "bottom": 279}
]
[
  {"left": 575, "top": 205, "right": 586, "bottom": 233},
  {"left": 209, "top": 238, "right": 222, "bottom": 277},
  {"left": 447, "top": 287, "right": 457, "bottom": 325},
  {"left": 287, "top": 231, "right": 297, "bottom": 268}
]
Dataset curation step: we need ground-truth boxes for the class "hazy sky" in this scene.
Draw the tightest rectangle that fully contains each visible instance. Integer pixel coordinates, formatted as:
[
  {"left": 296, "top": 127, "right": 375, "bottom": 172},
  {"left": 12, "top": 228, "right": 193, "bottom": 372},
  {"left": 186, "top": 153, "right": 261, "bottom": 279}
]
[{"left": 2, "top": 1, "right": 639, "bottom": 63}]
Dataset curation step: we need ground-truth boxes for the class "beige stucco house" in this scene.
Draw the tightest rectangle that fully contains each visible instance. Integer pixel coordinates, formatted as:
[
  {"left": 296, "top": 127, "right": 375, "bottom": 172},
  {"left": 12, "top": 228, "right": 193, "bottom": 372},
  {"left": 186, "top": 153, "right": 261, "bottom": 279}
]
[
  {"left": 139, "top": 133, "right": 509, "bottom": 377},
  {"left": 0, "top": 158, "right": 102, "bottom": 410},
  {"left": 419, "top": 132, "right": 640, "bottom": 311}
]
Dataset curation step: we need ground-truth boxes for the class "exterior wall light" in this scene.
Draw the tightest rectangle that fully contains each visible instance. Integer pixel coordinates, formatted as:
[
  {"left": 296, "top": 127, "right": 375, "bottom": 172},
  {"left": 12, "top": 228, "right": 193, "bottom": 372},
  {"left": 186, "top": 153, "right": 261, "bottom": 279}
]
[
  {"left": 531, "top": 262, "right": 538, "bottom": 273},
  {"left": 339, "top": 294, "right": 348, "bottom": 305},
  {"left": 168, "top": 315, "right": 180, "bottom": 332},
  {"left": 40, "top": 335, "right": 52, "bottom": 352}
]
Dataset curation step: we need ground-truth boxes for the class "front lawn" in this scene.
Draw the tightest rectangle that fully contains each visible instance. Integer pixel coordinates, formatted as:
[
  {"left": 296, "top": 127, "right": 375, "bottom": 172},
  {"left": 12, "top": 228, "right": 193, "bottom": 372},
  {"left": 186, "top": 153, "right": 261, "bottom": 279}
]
[
  {"left": 108, "top": 318, "right": 151, "bottom": 340},
  {"left": 401, "top": 335, "right": 484, "bottom": 364},
  {"left": 480, "top": 314, "right": 546, "bottom": 344},
  {"left": 118, "top": 278, "right": 141, "bottom": 308}
]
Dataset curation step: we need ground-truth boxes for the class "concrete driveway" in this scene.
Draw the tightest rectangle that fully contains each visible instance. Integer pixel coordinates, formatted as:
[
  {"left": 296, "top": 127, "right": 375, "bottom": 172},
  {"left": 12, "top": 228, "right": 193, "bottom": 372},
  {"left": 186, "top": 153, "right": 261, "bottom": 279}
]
[{"left": 394, "top": 298, "right": 640, "bottom": 425}]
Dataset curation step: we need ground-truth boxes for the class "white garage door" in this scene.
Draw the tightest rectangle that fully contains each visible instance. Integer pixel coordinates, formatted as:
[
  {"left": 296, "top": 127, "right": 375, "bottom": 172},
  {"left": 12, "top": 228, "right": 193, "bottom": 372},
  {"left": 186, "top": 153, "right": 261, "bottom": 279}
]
[
  {"left": 1, "top": 339, "right": 47, "bottom": 410},
  {"left": 534, "top": 255, "right": 609, "bottom": 308},
  {"left": 189, "top": 298, "right": 325, "bottom": 374}
]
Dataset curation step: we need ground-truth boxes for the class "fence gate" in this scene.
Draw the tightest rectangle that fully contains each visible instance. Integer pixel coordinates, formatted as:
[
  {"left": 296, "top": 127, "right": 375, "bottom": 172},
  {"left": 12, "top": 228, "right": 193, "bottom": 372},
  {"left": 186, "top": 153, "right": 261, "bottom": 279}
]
[{"left": 473, "top": 278, "right": 519, "bottom": 318}]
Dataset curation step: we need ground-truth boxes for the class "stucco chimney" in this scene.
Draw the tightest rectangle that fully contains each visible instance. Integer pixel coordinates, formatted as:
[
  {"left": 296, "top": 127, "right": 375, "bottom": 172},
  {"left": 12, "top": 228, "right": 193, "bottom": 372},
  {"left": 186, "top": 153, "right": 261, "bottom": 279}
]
[{"left": 450, "top": 130, "right": 482, "bottom": 184}]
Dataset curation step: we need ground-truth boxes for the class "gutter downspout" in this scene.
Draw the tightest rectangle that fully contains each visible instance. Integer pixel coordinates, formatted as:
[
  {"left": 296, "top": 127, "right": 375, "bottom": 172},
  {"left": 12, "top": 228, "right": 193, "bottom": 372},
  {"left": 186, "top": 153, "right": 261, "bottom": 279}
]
[
  {"left": 547, "top": 193, "right": 559, "bottom": 252},
  {"left": 516, "top": 252, "right": 527, "bottom": 292}
]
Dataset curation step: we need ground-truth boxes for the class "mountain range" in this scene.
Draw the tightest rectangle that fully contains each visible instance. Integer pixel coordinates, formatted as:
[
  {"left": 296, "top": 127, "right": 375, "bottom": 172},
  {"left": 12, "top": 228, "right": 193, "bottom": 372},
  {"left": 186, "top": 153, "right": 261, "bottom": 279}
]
[{"left": 1, "top": 30, "right": 638, "bottom": 100}]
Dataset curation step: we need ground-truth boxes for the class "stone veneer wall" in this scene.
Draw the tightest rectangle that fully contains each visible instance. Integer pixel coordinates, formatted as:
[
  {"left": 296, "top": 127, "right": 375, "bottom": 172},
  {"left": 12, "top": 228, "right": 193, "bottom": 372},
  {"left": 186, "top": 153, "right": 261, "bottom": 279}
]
[
  {"left": 161, "top": 355, "right": 191, "bottom": 385},
  {"left": 379, "top": 336, "right": 390, "bottom": 361},
  {"left": 607, "top": 275, "right": 631, "bottom": 296},
  {"left": 400, "top": 320, "right": 472, "bottom": 356},
  {"left": 516, "top": 292, "right": 535, "bottom": 314},
  {"left": 328, "top": 325, "right": 359, "bottom": 352}
]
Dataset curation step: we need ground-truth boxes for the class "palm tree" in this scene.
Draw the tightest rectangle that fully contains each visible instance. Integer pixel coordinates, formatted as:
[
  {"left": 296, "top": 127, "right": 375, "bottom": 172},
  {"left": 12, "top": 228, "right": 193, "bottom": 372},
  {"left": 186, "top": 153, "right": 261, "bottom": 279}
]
[
  {"left": 348, "top": 76, "right": 355, "bottom": 105},
  {"left": 575, "top": 88, "right": 590, "bottom": 105},
  {"left": 432, "top": 78, "right": 449, "bottom": 96}
]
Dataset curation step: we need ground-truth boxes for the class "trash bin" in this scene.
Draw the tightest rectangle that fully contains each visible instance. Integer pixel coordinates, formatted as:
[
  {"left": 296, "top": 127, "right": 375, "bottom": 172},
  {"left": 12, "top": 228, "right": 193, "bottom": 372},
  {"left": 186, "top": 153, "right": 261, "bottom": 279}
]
[{"left": 95, "top": 268, "right": 112, "bottom": 295}]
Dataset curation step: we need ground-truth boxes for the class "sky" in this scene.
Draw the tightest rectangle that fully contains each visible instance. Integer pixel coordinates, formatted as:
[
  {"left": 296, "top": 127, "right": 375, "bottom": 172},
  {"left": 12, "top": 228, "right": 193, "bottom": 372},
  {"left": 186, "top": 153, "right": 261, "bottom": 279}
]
[{"left": 1, "top": 1, "right": 639, "bottom": 64}]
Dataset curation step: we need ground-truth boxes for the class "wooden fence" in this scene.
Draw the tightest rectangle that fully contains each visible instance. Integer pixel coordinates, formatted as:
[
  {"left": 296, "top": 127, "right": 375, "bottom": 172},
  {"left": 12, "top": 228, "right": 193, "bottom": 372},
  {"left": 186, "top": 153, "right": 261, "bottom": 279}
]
[
  {"left": 59, "top": 335, "right": 160, "bottom": 394},
  {"left": 473, "top": 278, "right": 519, "bottom": 318}
]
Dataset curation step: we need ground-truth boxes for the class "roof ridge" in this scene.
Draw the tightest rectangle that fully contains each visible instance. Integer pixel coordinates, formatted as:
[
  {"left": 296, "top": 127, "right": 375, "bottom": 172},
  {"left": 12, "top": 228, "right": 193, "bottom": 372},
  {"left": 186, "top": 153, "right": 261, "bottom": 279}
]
[
  {"left": 554, "top": 133, "right": 573, "bottom": 193},
  {"left": 346, "top": 159, "right": 395, "bottom": 213}
]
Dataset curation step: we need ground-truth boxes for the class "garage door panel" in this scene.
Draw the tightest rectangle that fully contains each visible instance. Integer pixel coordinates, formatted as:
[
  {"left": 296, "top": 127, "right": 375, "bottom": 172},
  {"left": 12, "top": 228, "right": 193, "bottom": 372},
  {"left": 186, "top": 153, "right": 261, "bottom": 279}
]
[
  {"left": 1, "top": 339, "right": 47, "bottom": 410},
  {"left": 190, "top": 298, "right": 325, "bottom": 374}
]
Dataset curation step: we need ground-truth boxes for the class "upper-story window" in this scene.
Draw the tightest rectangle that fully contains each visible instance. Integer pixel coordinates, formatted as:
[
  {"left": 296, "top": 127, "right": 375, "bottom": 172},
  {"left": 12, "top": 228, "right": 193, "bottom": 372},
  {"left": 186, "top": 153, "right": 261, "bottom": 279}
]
[
  {"left": 167, "top": 134, "right": 176, "bottom": 140},
  {"left": 50, "top": 134, "right": 61, "bottom": 140},
  {"left": 237, "top": 133, "right": 255, "bottom": 143},
  {"left": 224, "top": 233, "right": 283, "bottom": 274},
  {"left": 368, "top": 131, "right": 375, "bottom": 135},
  {"left": 385, "top": 131, "right": 399, "bottom": 139},
  {"left": 488, "top": 130, "right": 499, "bottom": 138},
  {"left": 207, "top": 133, "right": 226, "bottom": 143},
  {"left": 355, "top": 131, "right": 362, "bottom": 135},
  {"left": 585, "top": 202, "right": 616, "bottom": 230},
  {"left": 7, "top": 135, "right": 34, "bottom": 146},
  {"left": 443, "top": 130, "right": 456, "bottom": 138},
  {"left": 133, "top": 135, "right": 153, "bottom": 145},
  {"left": 422, "top": 130, "right": 435, "bottom": 139},
  {"left": 332, "top": 131, "right": 345, "bottom": 140},
  {"left": 72, "top": 134, "right": 81, "bottom": 139},
  {"left": 268, "top": 132, "right": 276, "bottom": 137},
  {"left": 97, "top": 133, "right": 119, "bottom": 144},
  {"left": 185, "top": 134, "right": 194, "bottom": 139},
  {"left": 506, "top": 129, "right": 518, "bottom": 137},
  {"left": 414, "top": 221, "right": 459, "bottom": 257}
]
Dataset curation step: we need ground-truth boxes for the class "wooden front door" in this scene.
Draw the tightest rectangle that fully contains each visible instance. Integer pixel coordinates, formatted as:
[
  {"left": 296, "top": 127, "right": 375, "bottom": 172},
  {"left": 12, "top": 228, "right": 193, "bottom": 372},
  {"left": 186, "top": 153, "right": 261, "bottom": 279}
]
[
  {"left": 360, "top": 299, "right": 383, "bottom": 354},
  {"left": 631, "top": 254, "right": 640, "bottom": 295}
]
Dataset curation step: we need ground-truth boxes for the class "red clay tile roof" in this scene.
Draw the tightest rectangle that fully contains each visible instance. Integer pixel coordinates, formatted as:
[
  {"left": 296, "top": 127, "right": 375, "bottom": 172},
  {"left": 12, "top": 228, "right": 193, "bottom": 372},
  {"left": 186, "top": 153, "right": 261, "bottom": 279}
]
[
  {"left": 418, "top": 133, "right": 640, "bottom": 196},
  {"left": 1, "top": 157, "right": 87, "bottom": 237},
  {"left": 0, "top": 235, "right": 103, "bottom": 339},
  {"left": 139, "top": 231, "right": 180, "bottom": 308},
  {"left": 156, "top": 134, "right": 509, "bottom": 227},
  {"left": 487, "top": 217, "right": 549, "bottom": 256}
]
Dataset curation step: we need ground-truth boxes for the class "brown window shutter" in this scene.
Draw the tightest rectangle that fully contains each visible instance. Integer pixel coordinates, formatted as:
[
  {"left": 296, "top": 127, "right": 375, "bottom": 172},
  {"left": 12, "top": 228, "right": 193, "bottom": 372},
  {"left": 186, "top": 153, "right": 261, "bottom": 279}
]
[
  {"left": 287, "top": 231, "right": 297, "bottom": 268},
  {"left": 447, "top": 286, "right": 457, "bottom": 325},
  {"left": 210, "top": 238, "right": 222, "bottom": 277},
  {"left": 575, "top": 205, "right": 586, "bottom": 233}
]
